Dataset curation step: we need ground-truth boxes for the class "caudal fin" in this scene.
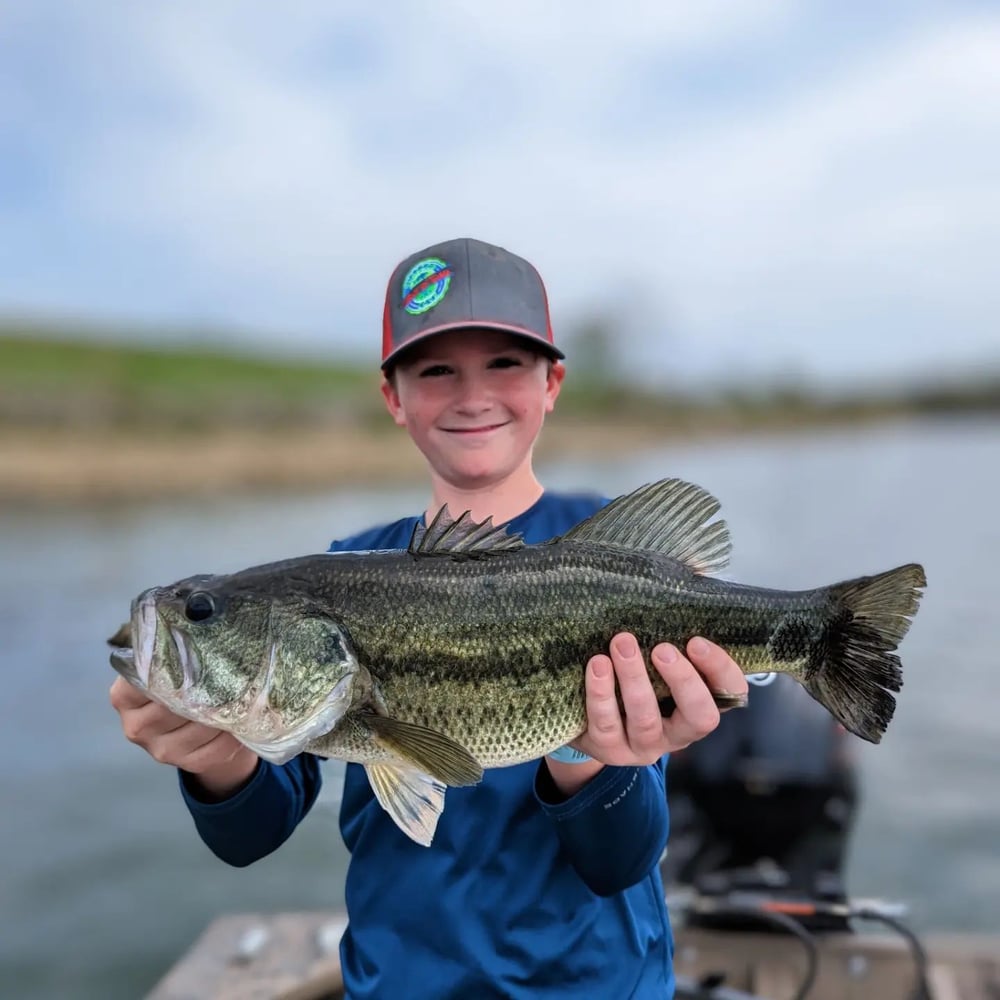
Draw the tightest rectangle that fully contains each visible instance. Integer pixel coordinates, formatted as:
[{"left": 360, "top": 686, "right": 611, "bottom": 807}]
[{"left": 806, "top": 563, "right": 926, "bottom": 744}]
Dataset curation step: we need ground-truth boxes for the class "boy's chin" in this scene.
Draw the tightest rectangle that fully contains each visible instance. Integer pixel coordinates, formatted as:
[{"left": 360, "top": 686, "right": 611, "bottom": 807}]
[{"left": 441, "top": 458, "right": 522, "bottom": 490}]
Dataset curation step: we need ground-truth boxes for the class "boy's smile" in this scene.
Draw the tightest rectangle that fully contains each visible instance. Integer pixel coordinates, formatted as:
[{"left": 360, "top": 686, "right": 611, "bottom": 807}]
[{"left": 443, "top": 422, "right": 509, "bottom": 434}]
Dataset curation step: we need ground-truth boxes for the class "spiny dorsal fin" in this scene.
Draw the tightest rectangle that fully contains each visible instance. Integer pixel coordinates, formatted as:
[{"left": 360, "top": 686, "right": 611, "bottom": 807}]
[
  {"left": 408, "top": 505, "right": 526, "bottom": 559},
  {"left": 559, "top": 478, "right": 731, "bottom": 575}
]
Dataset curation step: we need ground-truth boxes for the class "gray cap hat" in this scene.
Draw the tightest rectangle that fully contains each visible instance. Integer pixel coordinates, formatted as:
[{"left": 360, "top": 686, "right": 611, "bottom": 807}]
[{"left": 381, "top": 237, "right": 564, "bottom": 370}]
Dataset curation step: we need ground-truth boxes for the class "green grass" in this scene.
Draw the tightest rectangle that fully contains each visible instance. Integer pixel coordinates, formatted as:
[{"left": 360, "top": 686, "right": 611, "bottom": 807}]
[
  {"left": 1, "top": 323, "right": 997, "bottom": 432},
  {"left": 0, "top": 330, "right": 369, "bottom": 397},
  {"left": 0, "top": 326, "right": 383, "bottom": 429}
]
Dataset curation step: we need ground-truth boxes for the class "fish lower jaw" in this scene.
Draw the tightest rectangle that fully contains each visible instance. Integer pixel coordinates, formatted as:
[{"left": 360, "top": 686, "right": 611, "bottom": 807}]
[{"left": 109, "top": 647, "right": 143, "bottom": 689}]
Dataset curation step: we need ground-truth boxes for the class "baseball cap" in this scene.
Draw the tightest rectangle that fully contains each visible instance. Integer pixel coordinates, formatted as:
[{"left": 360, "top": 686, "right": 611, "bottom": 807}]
[{"left": 381, "top": 237, "right": 564, "bottom": 370}]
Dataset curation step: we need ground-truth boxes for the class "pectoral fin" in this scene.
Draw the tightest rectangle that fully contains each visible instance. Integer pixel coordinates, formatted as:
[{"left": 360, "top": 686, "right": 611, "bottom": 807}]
[
  {"left": 366, "top": 714, "right": 483, "bottom": 787},
  {"left": 365, "top": 762, "right": 447, "bottom": 847}
]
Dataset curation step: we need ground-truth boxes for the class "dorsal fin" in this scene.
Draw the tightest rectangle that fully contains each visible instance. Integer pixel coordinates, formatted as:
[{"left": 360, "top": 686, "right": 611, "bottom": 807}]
[
  {"left": 408, "top": 505, "right": 526, "bottom": 559},
  {"left": 559, "top": 479, "right": 731, "bottom": 575}
]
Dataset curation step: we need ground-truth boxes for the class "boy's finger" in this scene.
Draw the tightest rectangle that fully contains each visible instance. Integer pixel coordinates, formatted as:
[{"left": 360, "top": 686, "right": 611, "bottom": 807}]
[
  {"left": 651, "top": 645, "right": 721, "bottom": 747},
  {"left": 609, "top": 634, "right": 663, "bottom": 756},
  {"left": 583, "top": 653, "right": 626, "bottom": 749},
  {"left": 179, "top": 732, "right": 249, "bottom": 774},
  {"left": 685, "top": 637, "right": 748, "bottom": 701},
  {"left": 147, "top": 721, "right": 227, "bottom": 766},
  {"left": 109, "top": 675, "right": 151, "bottom": 711}
]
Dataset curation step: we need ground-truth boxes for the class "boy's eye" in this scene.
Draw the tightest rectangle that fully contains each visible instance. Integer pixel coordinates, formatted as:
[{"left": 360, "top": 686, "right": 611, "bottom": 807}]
[{"left": 415, "top": 355, "right": 524, "bottom": 377}]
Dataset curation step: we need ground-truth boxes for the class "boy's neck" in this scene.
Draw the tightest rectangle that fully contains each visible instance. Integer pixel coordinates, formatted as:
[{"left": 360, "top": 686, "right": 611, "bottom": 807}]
[{"left": 427, "top": 470, "right": 545, "bottom": 526}]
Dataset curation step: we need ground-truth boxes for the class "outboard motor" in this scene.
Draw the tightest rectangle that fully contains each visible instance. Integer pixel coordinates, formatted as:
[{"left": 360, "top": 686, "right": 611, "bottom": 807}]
[{"left": 662, "top": 674, "right": 859, "bottom": 907}]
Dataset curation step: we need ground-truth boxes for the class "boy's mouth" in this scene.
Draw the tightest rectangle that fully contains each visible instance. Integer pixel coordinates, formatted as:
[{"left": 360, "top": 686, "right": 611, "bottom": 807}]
[{"left": 443, "top": 422, "right": 510, "bottom": 435}]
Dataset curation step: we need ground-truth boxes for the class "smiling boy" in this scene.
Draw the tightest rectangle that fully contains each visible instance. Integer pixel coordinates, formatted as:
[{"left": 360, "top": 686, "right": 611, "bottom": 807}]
[{"left": 110, "top": 237, "right": 747, "bottom": 999}]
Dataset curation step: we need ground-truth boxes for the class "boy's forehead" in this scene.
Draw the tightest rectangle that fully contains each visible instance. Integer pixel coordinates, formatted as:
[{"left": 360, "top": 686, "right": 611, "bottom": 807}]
[{"left": 400, "top": 328, "right": 539, "bottom": 361}]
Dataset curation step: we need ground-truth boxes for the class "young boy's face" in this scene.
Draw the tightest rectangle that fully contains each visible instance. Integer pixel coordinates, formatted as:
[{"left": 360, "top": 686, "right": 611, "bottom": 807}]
[{"left": 381, "top": 329, "right": 564, "bottom": 491}]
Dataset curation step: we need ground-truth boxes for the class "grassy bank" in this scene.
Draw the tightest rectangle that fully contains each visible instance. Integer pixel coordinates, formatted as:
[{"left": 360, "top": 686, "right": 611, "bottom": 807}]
[
  {"left": 2, "top": 328, "right": 997, "bottom": 504},
  {"left": 0, "top": 329, "right": 377, "bottom": 430}
]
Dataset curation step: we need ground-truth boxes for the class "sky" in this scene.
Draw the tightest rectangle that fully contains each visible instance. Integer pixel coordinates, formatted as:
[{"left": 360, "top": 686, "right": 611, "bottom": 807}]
[{"left": 1, "top": 1, "right": 998, "bottom": 389}]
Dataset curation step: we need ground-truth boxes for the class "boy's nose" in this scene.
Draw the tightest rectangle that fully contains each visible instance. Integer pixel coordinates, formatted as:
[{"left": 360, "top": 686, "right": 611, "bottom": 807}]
[{"left": 452, "top": 376, "right": 493, "bottom": 413}]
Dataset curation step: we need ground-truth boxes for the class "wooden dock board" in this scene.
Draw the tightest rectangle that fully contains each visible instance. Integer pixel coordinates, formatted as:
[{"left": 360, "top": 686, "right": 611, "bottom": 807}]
[
  {"left": 147, "top": 911, "right": 1000, "bottom": 1000},
  {"left": 147, "top": 912, "right": 347, "bottom": 1000}
]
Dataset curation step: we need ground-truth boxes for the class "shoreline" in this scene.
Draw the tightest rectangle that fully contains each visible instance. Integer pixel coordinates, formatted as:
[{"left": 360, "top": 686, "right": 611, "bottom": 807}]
[
  {"left": 3, "top": 331, "right": 997, "bottom": 506},
  {"left": 0, "top": 418, "right": 683, "bottom": 505},
  {"left": 0, "top": 409, "right": 974, "bottom": 505}
]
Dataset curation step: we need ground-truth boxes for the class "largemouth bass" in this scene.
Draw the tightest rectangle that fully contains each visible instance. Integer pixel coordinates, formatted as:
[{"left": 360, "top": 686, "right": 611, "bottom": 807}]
[{"left": 109, "top": 479, "right": 925, "bottom": 845}]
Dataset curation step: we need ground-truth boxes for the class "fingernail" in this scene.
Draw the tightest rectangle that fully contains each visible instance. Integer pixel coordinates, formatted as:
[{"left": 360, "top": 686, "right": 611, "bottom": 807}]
[
  {"left": 592, "top": 658, "right": 611, "bottom": 678},
  {"left": 654, "top": 644, "right": 677, "bottom": 665},
  {"left": 614, "top": 635, "right": 637, "bottom": 658},
  {"left": 688, "top": 637, "right": 708, "bottom": 657}
]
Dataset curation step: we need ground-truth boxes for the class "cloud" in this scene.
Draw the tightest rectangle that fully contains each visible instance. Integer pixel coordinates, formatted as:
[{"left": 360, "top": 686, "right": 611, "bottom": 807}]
[{"left": 1, "top": 2, "right": 998, "bottom": 384}]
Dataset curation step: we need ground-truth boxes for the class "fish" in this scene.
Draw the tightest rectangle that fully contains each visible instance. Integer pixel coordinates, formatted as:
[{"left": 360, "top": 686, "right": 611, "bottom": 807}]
[{"left": 109, "top": 478, "right": 926, "bottom": 846}]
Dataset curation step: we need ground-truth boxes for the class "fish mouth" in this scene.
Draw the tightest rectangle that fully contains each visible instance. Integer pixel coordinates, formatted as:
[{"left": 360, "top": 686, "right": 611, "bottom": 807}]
[
  {"left": 106, "top": 591, "right": 168, "bottom": 692},
  {"left": 109, "top": 645, "right": 143, "bottom": 688}
]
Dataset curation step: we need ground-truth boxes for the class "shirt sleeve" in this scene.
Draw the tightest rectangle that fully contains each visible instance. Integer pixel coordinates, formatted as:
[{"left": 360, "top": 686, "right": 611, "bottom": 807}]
[
  {"left": 178, "top": 753, "right": 323, "bottom": 867},
  {"left": 534, "top": 759, "right": 669, "bottom": 896}
]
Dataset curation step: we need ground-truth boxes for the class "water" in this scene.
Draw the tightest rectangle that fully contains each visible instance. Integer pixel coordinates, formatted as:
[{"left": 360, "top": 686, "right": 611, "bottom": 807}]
[{"left": 2, "top": 416, "right": 998, "bottom": 999}]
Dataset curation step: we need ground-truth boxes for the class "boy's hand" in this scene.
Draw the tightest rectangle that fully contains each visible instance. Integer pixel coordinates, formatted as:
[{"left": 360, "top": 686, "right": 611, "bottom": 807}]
[
  {"left": 574, "top": 633, "right": 747, "bottom": 766},
  {"left": 109, "top": 676, "right": 259, "bottom": 799}
]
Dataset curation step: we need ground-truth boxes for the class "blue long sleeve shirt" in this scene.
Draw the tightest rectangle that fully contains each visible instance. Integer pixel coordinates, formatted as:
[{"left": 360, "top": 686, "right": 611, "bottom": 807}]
[{"left": 180, "top": 491, "right": 674, "bottom": 998}]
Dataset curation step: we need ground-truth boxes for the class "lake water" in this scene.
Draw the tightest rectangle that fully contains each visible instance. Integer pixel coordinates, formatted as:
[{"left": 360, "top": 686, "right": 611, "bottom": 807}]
[{"left": 2, "top": 416, "right": 998, "bottom": 999}]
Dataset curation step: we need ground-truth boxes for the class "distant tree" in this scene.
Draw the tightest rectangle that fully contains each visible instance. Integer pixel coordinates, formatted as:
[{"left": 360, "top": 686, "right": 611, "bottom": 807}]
[{"left": 565, "top": 314, "right": 618, "bottom": 385}]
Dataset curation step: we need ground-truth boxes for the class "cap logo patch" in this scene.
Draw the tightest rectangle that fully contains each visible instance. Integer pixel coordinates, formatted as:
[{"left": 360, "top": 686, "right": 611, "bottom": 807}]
[{"left": 401, "top": 257, "right": 452, "bottom": 315}]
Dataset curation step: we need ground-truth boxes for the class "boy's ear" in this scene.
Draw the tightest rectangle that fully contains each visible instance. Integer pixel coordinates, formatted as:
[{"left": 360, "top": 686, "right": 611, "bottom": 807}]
[
  {"left": 380, "top": 377, "right": 407, "bottom": 427},
  {"left": 545, "top": 361, "right": 566, "bottom": 413}
]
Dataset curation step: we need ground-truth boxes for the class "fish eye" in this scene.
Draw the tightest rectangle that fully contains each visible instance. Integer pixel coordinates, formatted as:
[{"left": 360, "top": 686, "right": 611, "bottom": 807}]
[{"left": 184, "top": 591, "right": 217, "bottom": 623}]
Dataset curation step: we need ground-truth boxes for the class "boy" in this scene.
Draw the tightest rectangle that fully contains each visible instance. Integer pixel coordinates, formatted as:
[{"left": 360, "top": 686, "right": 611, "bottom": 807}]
[{"left": 110, "top": 237, "right": 748, "bottom": 998}]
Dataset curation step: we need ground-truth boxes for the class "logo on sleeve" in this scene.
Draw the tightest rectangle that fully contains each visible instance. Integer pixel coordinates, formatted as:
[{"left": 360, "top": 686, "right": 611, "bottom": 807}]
[{"left": 401, "top": 257, "right": 452, "bottom": 315}]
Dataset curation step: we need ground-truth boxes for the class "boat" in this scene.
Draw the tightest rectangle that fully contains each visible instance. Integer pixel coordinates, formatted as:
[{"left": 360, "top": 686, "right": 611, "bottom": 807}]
[
  {"left": 147, "top": 891, "right": 1000, "bottom": 1000},
  {"left": 666, "top": 879, "right": 1000, "bottom": 1000}
]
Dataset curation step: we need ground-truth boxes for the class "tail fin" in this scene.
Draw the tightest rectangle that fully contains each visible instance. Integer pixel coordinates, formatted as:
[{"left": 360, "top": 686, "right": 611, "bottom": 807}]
[{"left": 805, "top": 563, "right": 926, "bottom": 744}]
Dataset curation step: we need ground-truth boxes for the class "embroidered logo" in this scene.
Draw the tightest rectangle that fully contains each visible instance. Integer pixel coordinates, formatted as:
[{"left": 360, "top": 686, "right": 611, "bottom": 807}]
[{"left": 401, "top": 257, "right": 452, "bottom": 315}]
